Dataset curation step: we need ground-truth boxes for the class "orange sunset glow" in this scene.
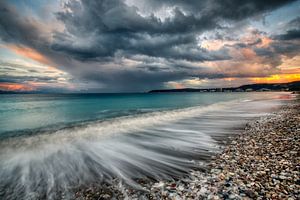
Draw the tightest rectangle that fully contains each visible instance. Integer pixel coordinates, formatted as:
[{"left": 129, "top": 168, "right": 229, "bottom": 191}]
[
  {"left": 251, "top": 74, "right": 300, "bottom": 84},
  {"left": 7, "top": 45, "right": 52, "bottom": 66},
  {"left": 0, "top": 83, "right": 35, "bottom": 91}
]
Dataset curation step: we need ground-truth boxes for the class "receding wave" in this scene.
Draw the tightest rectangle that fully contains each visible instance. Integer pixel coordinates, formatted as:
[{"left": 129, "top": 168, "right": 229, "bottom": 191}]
[{"left": 0, "top": 98, "right": 284, "bottom": 199}]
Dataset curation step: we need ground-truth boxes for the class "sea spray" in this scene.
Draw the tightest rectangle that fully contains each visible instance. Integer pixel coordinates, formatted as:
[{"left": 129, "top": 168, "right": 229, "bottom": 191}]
[{"left": 0, "top": 94, "right": 287, "bottom": 199}]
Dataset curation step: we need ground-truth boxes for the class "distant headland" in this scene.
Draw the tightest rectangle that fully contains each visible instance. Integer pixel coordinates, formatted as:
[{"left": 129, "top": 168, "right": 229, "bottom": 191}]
[
  {"left": 149, "top": 81, "right": 300, "bottom": 93},
  {"left": 1, "top": 81, "right": 299, "bottom": 94}
]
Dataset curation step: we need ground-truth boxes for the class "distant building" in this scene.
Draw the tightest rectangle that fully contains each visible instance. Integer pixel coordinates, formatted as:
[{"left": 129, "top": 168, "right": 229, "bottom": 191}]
[
  {"left": 235, "top": 88, "right": 244, "bottom": 92},
  {"left": 245, "top": 88, "right": 253, "bottom": 92},
  {"left": 259, "top": 88, "right": 271, "bottom": 92}
]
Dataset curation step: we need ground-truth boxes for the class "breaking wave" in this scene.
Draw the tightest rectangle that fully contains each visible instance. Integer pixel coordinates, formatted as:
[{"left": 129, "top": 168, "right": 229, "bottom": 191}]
[{"left": 0, "top": 98, "right": 284, "bottom": 199}]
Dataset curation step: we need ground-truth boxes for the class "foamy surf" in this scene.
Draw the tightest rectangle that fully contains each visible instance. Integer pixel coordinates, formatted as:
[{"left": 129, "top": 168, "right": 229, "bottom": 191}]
[{"left": 0, "top": 95, "right": 287, "bottom": 199}]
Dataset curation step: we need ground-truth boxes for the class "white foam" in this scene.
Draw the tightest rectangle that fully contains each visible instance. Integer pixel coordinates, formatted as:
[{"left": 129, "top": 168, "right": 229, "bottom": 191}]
[{"left": 0, "top": 96, "right": 287, "bottom": 199}]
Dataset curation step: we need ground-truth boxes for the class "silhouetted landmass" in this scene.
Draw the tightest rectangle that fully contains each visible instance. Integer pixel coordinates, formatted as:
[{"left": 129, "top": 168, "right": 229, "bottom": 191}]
[
  {"left": 149, "top": 81, "right": 300, "bottom": 93},
  {"left": 0, "top": 90, "right": 23, "bottom": 94},
  {"left": 1, "top": 81, "right": 299, "bottom": 94},
  {"left": 0, "top": 90, "right": 44, "bottom": 94}
]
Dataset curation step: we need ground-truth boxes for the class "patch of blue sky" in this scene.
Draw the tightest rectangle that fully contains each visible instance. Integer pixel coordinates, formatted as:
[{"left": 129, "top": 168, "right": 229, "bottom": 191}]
[
  {"left": 9, "top": 0, "right": 60, "bottom": 20},
  {"left": 250, "top": 0, "right": 300, "bottom": 34}
]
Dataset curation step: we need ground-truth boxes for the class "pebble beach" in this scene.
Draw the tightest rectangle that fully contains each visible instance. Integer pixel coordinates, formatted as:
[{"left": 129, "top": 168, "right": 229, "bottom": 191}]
[{"left": 77, "top": 98, "right": 300, "bottom": 200}]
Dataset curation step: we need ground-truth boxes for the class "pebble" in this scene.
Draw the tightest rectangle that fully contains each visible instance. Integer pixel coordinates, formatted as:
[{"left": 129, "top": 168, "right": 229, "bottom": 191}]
[{"left": 74, "top": 102, "right": 300, "bottom": 200}]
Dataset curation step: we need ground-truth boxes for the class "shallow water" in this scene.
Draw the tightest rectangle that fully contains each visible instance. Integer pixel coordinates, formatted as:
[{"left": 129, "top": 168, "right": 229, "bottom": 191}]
[{"left": 0, "top": 92, "right": 293, "bottom": 199}]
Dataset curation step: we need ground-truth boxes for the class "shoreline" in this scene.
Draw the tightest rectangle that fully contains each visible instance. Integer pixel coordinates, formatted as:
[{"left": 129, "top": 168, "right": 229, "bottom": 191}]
[
  {"left": 76, "top": 98, "right": 299, "bottom": 200},
  {"left": 203, "top": 103, "right": 300, "bottom": 199},
  {"left": 145, "top": 100, "right": 299, "bottom": 200}
]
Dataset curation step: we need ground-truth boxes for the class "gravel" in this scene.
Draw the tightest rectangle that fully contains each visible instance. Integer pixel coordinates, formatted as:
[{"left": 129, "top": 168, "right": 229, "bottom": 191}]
[{"left": 76, "top": 102, "right": 300, "bottom": 200}]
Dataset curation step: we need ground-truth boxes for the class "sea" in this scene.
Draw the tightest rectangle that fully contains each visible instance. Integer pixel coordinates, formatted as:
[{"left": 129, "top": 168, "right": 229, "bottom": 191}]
[{"left": 0, "top": 92, "right": 294, "bottom": 199}]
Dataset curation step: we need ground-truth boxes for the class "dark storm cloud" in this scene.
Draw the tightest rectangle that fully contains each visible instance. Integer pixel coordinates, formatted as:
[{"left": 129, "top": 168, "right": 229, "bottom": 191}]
[
  {"left": 0, "top": 75, "right": 58, "bottom": 84},
  {"left": 256, "top": 16, "right": 300, "bottom": 60},
  {"left": 0, "top": 0, "right": 296, "bottom": 61},
  {"left": 273, "top": 17, "right": 300, "bottom": 41},
  {"left": 52, "top": 0, "right": 295, "bottom": 61},
  {"left": 78, "top": 68, "right": 189, "bottom": 92},
  {"left": 55, "top": 1, "right": 215, "bottom": 35},
  {"left": 52, "top": 32, "right": 230, "bottom": 61},
  {"left": 271, "top": 41, "right": 300, "bottom": 57},
  {"left": 135, "top": 0, "right": 295, "bottom": 19},
  {"left": 0, "top": 0, "right": 298, "bottom": 91},
  {"left": 274, "top": 29, "right": 300, "bottom": 40},
  {"left": 0, "top": 1, "right": 48, "bottom": 47}
]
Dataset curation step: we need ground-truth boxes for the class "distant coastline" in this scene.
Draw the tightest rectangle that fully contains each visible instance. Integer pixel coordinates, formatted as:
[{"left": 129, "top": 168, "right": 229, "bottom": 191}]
[
  {"left": 1, "top": 81, "right": 299, "bottom": 94},
  {"left": 149, "top": 81, "right": 300, "bottom": 93}
]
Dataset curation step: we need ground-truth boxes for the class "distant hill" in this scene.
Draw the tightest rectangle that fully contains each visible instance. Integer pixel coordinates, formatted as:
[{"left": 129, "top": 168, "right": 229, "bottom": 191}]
[
  {"left": 0, "top": 90, "right": 42, "bottom": 94},
  {"left": 0, "top": 90, "right": 22, "bottom": 94},
  {"left": 149, "top": 81, "right": 300, "bottom": 93},
  {"left": 1, "top": 81, "right": 299, "bottom": 94},
  {"left": 237, "top": 81, "right": 300, "bottom": 91}
]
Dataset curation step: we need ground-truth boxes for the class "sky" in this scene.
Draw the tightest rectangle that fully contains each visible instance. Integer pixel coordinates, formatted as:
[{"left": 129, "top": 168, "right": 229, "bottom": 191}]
[{"left": 0, "top": 0, "right": 300, "bottom": 92}]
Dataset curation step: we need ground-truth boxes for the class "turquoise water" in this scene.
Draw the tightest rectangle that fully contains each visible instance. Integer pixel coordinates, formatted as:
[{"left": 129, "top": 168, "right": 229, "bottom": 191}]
[
  {"left": 0, "top": 92, "right": 286, "bottom": 136},
  {"left": 0, "top": 92, "right": 293, "bottom": 199}
]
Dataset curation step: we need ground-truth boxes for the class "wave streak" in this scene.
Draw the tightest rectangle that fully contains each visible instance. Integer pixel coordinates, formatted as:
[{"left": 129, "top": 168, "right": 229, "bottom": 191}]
[{"left": 0, "top": 98, "right": 284, "bottom": 199}]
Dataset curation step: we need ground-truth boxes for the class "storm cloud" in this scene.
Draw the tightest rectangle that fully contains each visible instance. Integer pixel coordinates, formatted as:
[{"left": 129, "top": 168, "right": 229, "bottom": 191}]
[
  {"left": 52, "top": 0, "right": 295, "bottom": 61},
  {"left": 0, "top": 0, "right": 299, "bottom": 92}
]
